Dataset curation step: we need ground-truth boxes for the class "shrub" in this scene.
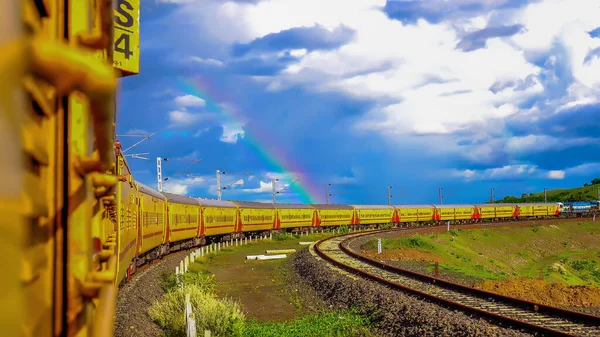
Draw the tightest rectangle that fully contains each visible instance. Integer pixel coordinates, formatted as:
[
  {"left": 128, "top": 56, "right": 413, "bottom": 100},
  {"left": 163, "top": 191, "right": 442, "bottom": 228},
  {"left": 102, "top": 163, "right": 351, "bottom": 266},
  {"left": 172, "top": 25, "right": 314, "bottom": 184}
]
[
  {"left": 272, "top": 233, "right": 290, "bottom": 241},
  {"left": 570, "top": 259, "right": 597, "bottom": 272},
  {"left": 149, "top": 284, "right": 245, "bottom": 337},
  {"left": 336, "top": 225, "right": 350, "bottom": 235},
  {"left": 379, "top": 223, "right": 394, "bottom": 230}
]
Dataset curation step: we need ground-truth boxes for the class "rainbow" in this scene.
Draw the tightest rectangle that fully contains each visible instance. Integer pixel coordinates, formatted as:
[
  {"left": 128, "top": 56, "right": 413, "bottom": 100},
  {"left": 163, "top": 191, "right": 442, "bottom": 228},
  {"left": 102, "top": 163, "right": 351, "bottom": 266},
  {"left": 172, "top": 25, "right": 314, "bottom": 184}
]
[{"left": 176, "top": 76, "right": 322, "bottom": 204}]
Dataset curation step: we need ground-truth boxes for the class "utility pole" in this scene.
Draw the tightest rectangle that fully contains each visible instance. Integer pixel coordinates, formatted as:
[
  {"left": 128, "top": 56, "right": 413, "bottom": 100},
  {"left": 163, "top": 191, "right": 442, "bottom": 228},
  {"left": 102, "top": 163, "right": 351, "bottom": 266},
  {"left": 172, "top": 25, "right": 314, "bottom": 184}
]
[
  {"left": 325, "top": 184, "right": 330, "bottom": 204},
  {"left": 490, "top": 188, "right": 495, "bottom": 203},
  {"left": 157, "top": 157, "right": 163, "bottom": 192},
  {"left": 387, "top": 186, "right": 392, "bottom": 205},
  {"left": 438, "top": 187, "right": 443, "bottom": 204},
  {"left": 544, "top": 187, "right": 547, "bottom": 203},
  {"left": 216, "top": 170, "right": 222, "bottom": 200},
  {"left": 272, "top": 178, "right": 278, "bottom": 204}
]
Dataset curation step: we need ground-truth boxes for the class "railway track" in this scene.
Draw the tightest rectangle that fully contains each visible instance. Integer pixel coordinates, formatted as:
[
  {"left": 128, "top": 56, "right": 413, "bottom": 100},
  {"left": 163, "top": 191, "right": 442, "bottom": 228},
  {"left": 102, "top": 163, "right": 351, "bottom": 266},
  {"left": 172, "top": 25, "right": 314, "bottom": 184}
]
[{"left": 313, "top": 228, "right": 600, "bottom": 337}]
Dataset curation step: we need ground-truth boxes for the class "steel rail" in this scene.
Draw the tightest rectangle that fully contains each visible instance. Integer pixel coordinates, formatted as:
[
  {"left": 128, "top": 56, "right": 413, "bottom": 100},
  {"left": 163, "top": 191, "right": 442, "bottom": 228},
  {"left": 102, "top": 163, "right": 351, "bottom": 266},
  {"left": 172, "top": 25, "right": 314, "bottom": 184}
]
[{"left": 313, "top": 224, "right": 600, "bottom": 337}]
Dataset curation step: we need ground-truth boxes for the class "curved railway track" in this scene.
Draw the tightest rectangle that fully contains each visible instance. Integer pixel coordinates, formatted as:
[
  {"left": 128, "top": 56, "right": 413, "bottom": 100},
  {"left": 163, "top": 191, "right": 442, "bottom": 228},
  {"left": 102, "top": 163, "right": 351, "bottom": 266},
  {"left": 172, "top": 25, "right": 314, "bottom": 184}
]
[{"left": 313, "top": 227, "right": 600, "bottom": 337}]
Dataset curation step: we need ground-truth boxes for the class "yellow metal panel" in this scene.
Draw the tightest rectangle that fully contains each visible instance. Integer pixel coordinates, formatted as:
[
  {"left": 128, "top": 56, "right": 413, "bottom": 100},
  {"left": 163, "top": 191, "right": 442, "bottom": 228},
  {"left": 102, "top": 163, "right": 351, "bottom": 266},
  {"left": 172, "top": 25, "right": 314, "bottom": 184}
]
[
  {"left": 319, "top": 209, "right": 353, "bottom": 227},
  {"left": 437, "top": 208, "right": 455, "bottom": 221},
  {"left": 477, "top": 206, "right": 497, "bottom": 219},
  {"left": 168, "top": 202, "right": 200, "bottom": 243},
  {"left": 398, "top": 208, "right": 434, "bottom": 222},
  {"left": 116, "top": 154, "right": 137, "bottom": 285},
  {"left": 496, "top": 206, "right": 516, "bottom": 218},
  {"left": 357, "top": 208, "right": 394, "bottom": 225},
  {"left": 454, "top": 207, "right": 475, "bottom": 220},
  {"left": 278, "top": 209, "right": 314, "bottom": 228},
  {"left": 203, "top": 207, "right": 237, "bottom": 236},
  {"left": 139, "top": 193, "right": 165, "bottom": 255},
  {"left": 518, "top": 205, "right": 534, "bottom": 217},
  {"left": 240, "top": 208, "right": 275, "bottom": 232},
  {"left": 113, "top": 0, "right": 140, "bottom": 75}
]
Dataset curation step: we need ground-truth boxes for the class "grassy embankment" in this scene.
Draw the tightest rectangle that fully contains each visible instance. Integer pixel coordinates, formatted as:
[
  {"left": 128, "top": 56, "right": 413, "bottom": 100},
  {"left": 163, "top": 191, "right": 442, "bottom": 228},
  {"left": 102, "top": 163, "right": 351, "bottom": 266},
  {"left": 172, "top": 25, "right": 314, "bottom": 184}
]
[
  {"left": 363, "top": 222, "right": 600, "bottom": 286},
  {"left": 361, "top": 222, "right": 600, "bottom": 308},
  {"left": 149, "top": 228, "right": 378, "bottom": 337},
  {"left": 495, "top": 179, "right": 600, "bottom": 203}
]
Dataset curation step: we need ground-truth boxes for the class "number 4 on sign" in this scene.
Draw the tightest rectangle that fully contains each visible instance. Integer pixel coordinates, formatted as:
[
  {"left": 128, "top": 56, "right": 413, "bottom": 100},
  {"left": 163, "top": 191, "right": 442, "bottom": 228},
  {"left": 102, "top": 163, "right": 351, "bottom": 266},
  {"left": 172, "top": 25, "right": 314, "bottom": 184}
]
[{"left": 115, "top": 33, "right": 133, "bottom": 59}]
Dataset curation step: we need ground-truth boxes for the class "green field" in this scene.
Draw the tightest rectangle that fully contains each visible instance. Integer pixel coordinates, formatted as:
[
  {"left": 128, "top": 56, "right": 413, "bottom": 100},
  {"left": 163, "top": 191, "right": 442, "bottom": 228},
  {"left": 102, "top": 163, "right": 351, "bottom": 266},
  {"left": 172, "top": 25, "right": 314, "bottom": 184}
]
[{"left": 362, "top": 222, "right": 600, "bottom": 286}]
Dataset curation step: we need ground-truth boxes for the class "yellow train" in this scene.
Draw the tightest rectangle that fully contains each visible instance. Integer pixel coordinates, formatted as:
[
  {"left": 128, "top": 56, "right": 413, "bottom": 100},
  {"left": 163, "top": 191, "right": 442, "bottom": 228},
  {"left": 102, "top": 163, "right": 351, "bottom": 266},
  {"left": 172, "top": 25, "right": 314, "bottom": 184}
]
[{"left": 3, "top": 1, "right": 563, "bottom": 337}]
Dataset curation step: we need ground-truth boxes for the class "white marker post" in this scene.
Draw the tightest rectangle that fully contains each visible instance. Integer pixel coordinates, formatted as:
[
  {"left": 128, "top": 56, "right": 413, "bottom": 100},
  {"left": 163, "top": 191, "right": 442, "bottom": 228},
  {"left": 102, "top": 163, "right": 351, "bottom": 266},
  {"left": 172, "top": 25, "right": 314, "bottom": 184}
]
[
  {"left": 447, "top": 221, "right": 450, "bottom": 232},
  {"left": 377, "top": 238, "right": 382, "bottom": 255}
]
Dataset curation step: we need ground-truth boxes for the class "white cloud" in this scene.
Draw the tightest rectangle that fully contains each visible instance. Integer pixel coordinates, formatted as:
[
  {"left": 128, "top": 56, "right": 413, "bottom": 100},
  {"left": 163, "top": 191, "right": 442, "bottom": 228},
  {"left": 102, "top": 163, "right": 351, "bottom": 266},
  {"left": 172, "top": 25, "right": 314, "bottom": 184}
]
[
  {"left": 157, "top": 0, "right": 197, "bottom": 3},
  {"left": 220, "top": 123, "right": 245, "bottom": 143},
  {"left": 450, "top": 161, "right": 600, "bottom": 182},
  {"left": 189, "top": 56, "right": 224, "bottom": 66},
  {"left": 163, "top": 176, "right": 206, "bottom": 195},
  {"left": 505, "top": 135, "right": 598, "bottom": 154},
  {"left": 450, "top": 164, "right": 546, "bottom": 181},
  {"left": 177, "top": 0, "right": 599, "bottom": 142},
  {"left": 243, "top": 180, "right": 273, "bottom": 193},
  {"left": 168, "top": 110, "right": 215, "bottom": 128},
  {"left": 331, "top": 167, "right": 362, "bottom": 184},
  {"left": 547, "top": 170, "right": 565, "bottom": 179},
  {"left": 193, "top": 127, "right": 210, "bottom": 137},
  {"left": 174, "top": 94, "right": 206, "bottom": 108},
  {"left": 564, "top": 162, "right": 600, "bottom": 176}
]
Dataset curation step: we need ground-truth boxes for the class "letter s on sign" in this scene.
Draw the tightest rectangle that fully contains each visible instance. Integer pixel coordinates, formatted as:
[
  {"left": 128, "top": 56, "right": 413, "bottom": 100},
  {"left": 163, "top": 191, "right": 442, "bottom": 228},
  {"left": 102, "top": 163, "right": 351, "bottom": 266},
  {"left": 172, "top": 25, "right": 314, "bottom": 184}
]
[{"left": 115, "top": 0, "right": 134, "bottom": 28}]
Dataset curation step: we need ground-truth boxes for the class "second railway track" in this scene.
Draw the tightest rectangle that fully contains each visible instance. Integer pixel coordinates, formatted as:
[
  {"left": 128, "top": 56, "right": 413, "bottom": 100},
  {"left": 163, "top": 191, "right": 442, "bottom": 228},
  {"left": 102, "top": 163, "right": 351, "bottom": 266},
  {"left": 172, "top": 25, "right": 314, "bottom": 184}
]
[{"left": 313, "top": 228, "right": 600, "bottom": 337}]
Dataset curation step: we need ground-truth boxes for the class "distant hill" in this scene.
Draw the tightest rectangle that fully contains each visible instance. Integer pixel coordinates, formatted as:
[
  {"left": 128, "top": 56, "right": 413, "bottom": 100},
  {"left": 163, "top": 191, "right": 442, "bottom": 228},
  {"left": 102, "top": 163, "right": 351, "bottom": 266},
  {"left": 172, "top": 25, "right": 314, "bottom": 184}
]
[{"left": 493, "top": 178, "right": 600, "bottom": 203}]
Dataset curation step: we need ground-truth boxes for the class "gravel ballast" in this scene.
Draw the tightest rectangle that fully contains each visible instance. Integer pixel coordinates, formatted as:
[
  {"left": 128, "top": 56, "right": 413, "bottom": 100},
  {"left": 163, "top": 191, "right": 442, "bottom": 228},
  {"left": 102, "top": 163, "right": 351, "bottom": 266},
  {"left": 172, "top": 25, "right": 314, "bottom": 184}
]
[
  {"left": 113, "top": 251, "right": 187, "bottom": 337},
  {"left": 292, "top": 247, "right": 535, "bottom": 337}
]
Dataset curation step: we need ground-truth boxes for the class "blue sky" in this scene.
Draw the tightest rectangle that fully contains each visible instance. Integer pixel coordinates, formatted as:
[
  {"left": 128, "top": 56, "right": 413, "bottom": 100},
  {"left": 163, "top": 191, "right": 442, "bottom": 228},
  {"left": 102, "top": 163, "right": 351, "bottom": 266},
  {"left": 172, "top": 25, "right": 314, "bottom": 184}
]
[{"left": 116, "top": 0, "right": 600, "bottom": 205}]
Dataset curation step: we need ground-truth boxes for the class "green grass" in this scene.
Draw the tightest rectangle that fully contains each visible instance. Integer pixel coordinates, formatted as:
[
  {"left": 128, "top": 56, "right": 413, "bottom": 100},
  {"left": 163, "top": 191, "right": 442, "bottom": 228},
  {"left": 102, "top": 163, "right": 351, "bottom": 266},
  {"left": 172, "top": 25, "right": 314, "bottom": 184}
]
[
  {"left": 362, "top": 221, "right": 600, "bottom": 285},
  {"left": 243, "top": 310, "right": 376, "bottom": 337},
  {"left": 151, "top": 231, "right": 379, "bottom": 336},
  {"left": 494, "top": 180, "right": 600, "bottom": 203},
  {"left": 149, "top": 270, "right": 246, "bottom": 337}
]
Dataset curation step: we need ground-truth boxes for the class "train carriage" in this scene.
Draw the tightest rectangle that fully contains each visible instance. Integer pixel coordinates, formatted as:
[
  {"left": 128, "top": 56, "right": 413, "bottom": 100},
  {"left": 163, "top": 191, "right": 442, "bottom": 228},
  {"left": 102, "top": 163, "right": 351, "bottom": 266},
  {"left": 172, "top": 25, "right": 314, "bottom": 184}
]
[
  {"left": 233, "top": 201, "right": 277, "bottom": 232},
  {"left": 394, "top": 204, "right": 436, "bottom": 223},
  {"left": 311, "top": 204, "right": 356, "bottom": 227},
  {"left": 136, "top": 182, "right": 167, "bottom": 257},
  {"left": 275, "top": 203, "right": 316, "bottom": 229},
  {"left": 517, "top": 203, "right": 560, "bottom": 217},
  {"left": 351, "top": 205, "right": 396, "bottom": 225},
  {"left": 475, "top": 203, "right": 518, "bottom": 220},
  {"left": 198, "top": 199, "right": 239, "bottom": 237},
  {"left": 434, "top": 204, "right": 477, "bottom": 222},
  {"left": 115, "top": 144, "right": 138, "bottom": 284},
  {"left": 161, "top": 192, "right": 201, "bottom": 248}
]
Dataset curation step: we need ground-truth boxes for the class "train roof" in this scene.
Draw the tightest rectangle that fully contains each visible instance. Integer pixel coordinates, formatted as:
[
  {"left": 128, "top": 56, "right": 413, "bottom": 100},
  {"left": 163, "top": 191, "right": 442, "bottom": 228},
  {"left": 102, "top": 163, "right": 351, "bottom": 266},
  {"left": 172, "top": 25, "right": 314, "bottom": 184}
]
[
  {"left": 517, "top": 202, "right": 560, "bottom": 206},
  {"left": 136, "top": 181, "right": 166, "bottom": 200},
  {"left": 393, "top": 204, "right": 435, "bottom": 209},
  {"left": 433, "top": 204, "right": 476, "bottom": 208},
  {"left": 310, "top": 204, "right": 355, "bottom": 210},
  {"left": 161, "top": 192, "right": 200, "bottom": 205},
  {"left": 475, "top": 203, "right": 517, "bottom": 207},
  {"left": 351, "top": 204, "right": 395, "bottom": 210},
  {"left": 196, "top": 198, "right": 237, "bottom": 208},
  {"left": 274, "top": 203, "right": 315, "bottom": 209},
  {"left": 231, "top": 201, "right": 276, "bottom": 209}
]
